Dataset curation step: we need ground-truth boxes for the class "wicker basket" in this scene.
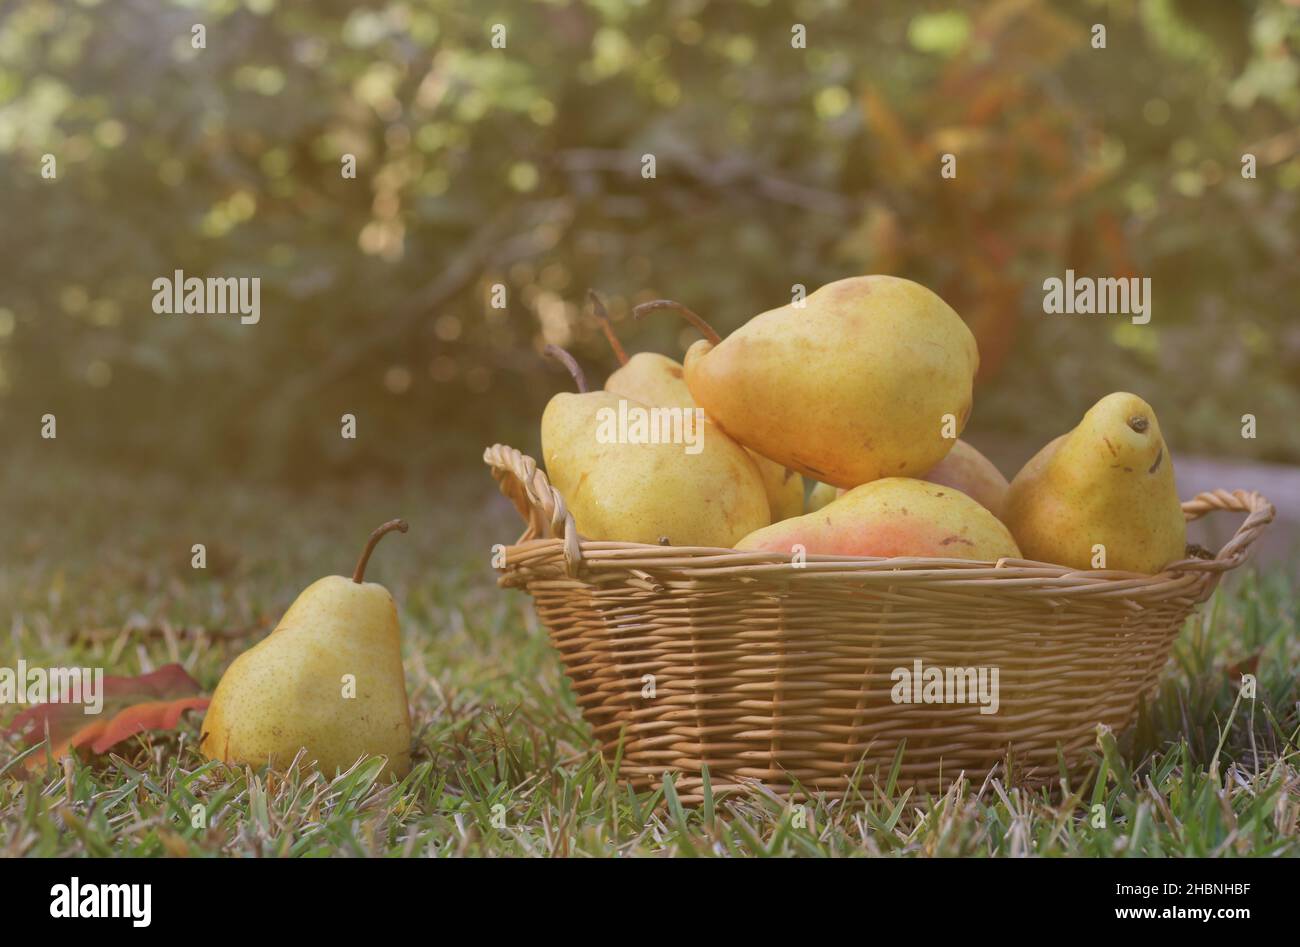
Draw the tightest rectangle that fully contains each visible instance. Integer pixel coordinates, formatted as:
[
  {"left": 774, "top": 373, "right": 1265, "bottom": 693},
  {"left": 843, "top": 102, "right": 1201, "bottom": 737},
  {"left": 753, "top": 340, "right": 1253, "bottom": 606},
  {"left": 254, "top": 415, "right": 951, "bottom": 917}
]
[{"left": 484, "top": 443, "right": 1274, "bottom": 802}]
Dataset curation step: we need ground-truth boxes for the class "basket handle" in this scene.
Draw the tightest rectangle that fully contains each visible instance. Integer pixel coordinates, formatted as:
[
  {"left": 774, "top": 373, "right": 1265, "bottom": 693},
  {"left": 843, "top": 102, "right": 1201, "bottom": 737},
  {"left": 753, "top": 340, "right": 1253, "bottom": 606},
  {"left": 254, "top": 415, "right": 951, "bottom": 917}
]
[
  {"left": 483, "top": 443, "right": 584, "bottom": 575},
  {"left": 1165, "top": 489, "right": 1275, "bottom": 574}
]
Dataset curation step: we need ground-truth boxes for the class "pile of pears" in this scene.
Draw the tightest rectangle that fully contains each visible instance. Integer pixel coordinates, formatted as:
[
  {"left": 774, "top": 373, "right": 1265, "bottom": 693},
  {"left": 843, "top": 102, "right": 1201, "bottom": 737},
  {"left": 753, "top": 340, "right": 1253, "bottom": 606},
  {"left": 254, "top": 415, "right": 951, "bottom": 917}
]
[{"left": 543, "top": 275, "right": 1186, "bottom": 575}]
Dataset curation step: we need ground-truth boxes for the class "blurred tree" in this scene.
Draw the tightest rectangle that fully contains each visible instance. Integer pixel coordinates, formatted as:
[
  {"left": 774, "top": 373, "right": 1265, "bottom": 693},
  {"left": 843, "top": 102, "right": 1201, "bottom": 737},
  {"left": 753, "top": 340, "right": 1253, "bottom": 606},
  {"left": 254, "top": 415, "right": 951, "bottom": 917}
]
[{"left": 0, "top": 0, "right": 1296, "bottom": 479}]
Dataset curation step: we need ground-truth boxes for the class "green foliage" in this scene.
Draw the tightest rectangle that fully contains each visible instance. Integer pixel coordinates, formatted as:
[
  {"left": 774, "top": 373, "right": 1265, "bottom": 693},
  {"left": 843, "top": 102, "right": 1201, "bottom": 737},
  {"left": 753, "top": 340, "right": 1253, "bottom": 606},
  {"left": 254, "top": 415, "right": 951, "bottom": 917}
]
[{"left": 1, "top": 0, "right": 1297, "bottom": 478}]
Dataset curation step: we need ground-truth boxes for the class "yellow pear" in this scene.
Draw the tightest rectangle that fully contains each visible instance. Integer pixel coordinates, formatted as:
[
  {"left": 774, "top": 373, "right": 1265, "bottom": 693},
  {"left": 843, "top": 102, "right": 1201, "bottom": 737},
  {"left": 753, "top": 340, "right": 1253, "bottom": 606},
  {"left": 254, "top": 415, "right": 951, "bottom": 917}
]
[
  {"left": 541, "top": 345, "right": 769, "bottom": 546},
  {"left": 606, "top": 350, "right": 694, "bottom": 408},
  {"left": 591, "top": 290, "right": 695, "bottom": 408},
  {"left": 806, "top": 480, "right": 840, "bottom": 514},
  {"left": 737, "top": 477, "right": 1020, "bottom": 560},
  {"left": 201, "top": 520, "right": 412, "bottom": 778},
  {"left": 649, "top": 277, "right": 978, "bottom": 489},
  {"left": 920, "top": 439, "right": 1010, "bottom": 519},
  {"left": 591, "top": 292, "right": 803, "bottom": 522},
  {"left": 807, "top": 439, "right": 1006, "bottom": 517},
  {"left": 1003, "top": 393, "right": 1186, "bottom": 573},
  {"left": 751, "top": 458, "right": 807, "bottom": 522}
]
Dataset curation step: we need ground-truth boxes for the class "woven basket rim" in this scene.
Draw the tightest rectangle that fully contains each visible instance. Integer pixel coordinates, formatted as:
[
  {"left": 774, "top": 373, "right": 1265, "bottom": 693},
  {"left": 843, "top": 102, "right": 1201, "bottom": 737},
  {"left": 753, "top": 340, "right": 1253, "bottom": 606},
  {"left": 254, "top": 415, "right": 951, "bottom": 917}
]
[{"left": 483, "top": 443, "right": 1274, "bottom": 601}]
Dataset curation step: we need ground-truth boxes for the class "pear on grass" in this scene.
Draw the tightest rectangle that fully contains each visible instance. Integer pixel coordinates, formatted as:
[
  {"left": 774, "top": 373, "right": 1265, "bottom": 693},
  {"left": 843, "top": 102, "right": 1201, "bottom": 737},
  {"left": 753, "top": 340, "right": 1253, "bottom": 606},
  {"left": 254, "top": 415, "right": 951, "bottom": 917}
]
[
  {"left": 1003, "top": 392, "right": 1185, "bottom": 573},
  {"left": 737, "top": 477, "right": 1020, "bottom": 560},
  {"left": 645, "top": 276, "right": 978, "bottom": 489},
  {"left": 200, "top": 520, "right": 413, "bottom": 778},
  {"left": 541, "top": 344, "right": 769, "bottom": 546},
  {"left": 592, "top": 292, "right": 804, "bottom": 522}
]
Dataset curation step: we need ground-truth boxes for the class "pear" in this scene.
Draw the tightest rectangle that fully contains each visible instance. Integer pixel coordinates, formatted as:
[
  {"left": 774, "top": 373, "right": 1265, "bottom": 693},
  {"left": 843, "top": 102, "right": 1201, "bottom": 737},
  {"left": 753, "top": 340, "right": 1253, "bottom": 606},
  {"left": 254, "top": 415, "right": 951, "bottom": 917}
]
[
  {"left": 1003, "top": 392, "right": 1185, "bottom": 573},
  {"left": 591, "top": 292, "right": 803, "bottom": 522},
  {"left": 606, "top": 350, "right": 696, "bottom": 409},
  {"left": 750, "top": 456, "right": 807, "bottom": 523},
  {"left": 806, "top": 480, "right": 839, "bottom": 514},
  {"left": 200, "top": 520, "right": 412, "bottom": 778},
  {"left": 646, "top": 277, "right": 978, "bottom": 489},
  {"left": 920, "top": 439, "right": 1010, "bottom": 519},
  {"left": 737, "top": 477, "right": 1020, "bottom": 560},
  {"left": 806, "top": 439, "right": 1007, "bottom": 518},
  {"left": 592, "top": 290, "right": 696, "bottom": 408},
  {"left": 541, "top": 345, "right": 769, "bottom": 546}
]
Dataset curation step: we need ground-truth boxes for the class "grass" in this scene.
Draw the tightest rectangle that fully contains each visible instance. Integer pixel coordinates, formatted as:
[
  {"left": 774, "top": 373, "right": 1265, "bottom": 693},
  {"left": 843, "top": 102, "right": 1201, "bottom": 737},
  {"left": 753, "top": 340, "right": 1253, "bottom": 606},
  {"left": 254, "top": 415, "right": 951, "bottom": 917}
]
[{"left": 1, "top": 458, "right": 1297, "bottom": 857}]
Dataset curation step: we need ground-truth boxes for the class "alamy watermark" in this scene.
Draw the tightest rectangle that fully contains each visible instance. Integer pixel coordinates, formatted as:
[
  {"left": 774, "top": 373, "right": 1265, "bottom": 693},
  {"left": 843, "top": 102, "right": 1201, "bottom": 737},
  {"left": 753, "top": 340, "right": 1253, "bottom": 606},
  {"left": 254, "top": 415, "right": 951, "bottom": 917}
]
[
  {"left": 1042, "top": 269, "right": 1150, "bottom": 325},
  {"left": 596, "top": 399, "right": 706, "bottom": 455},
  {"left": 0, "top": 660, "right": 104, "bottom": 714},
  {"left": 152, "top": 269, "right": 260, "bottom": 324},
  {"left": 891, "top": 659, "right": 1000, "bottom": 715},
  {"left": 50, "top": 878, "right": 151, "bottom": 927}
]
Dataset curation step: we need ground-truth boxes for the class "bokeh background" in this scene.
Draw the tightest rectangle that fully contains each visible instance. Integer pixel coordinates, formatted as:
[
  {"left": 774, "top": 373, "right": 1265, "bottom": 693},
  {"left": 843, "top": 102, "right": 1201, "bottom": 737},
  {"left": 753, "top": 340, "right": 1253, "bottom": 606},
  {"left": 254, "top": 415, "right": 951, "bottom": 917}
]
[{"left": 1, "top": 0, "right": 1298, "bottom": 505}]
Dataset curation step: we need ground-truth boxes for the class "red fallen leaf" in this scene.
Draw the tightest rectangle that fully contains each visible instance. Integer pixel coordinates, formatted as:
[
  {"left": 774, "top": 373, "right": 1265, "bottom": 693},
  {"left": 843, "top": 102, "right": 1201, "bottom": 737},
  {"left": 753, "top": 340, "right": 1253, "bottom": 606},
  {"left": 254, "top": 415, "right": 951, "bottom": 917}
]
[{"left": 5, "top": 664, "right": 209, "bottom": 770}]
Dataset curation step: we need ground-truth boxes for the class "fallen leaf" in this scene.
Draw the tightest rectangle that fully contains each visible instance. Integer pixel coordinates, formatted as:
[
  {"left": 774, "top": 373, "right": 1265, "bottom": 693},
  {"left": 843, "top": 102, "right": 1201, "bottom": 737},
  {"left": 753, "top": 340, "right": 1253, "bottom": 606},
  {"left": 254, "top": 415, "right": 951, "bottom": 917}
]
[{"left": 5, "top": 664, "right": 209, "bottom": 771}]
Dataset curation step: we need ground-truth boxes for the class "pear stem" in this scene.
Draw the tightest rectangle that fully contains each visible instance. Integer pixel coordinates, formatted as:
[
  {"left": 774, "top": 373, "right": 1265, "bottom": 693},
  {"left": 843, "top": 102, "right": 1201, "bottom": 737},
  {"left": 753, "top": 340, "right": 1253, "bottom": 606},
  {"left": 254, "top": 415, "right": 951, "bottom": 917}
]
[
  {"left": 588, "top": 289, "right": 628, "bottom": 366},
  {"left": 633, "top": 299, "right": 722, "bottom": 346},
  {"left": 544, "top": 344, "right": 588, "bottom": 393},
  {"left": 353, "top": 519, "right": 408, "bottom": 583}
]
